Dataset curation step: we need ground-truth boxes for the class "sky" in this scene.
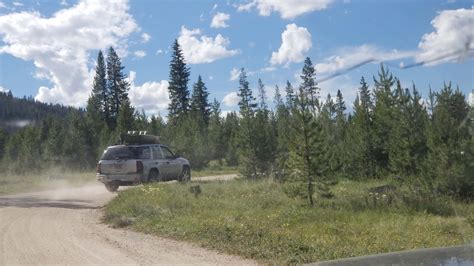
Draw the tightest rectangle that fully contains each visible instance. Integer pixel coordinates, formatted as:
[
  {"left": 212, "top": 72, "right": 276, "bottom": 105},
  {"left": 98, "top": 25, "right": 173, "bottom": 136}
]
[{"left": 0, "top": 0, "right": 473, "bottom": 116}]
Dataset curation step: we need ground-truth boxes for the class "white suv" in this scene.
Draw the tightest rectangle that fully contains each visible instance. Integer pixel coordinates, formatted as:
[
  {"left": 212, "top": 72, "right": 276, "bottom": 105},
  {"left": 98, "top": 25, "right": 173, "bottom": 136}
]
[{"left": 97, "top": 143, "right": 191, "bottom": 192}]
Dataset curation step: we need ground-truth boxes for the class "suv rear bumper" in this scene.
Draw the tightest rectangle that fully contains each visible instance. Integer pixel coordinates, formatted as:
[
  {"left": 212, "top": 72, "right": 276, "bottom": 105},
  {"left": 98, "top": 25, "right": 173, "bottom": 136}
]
[{"left": 97, "top": 173, "right": 143, "bottom": 184}]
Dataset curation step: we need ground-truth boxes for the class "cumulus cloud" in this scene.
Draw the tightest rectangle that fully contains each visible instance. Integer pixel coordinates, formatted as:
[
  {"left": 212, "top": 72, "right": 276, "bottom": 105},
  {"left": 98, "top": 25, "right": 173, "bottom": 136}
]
[
  {"left": 229, "top": 67, "right": 240, "bottom": 81},
  {"left": 236, "top": 0, "right": 334, "bottom": 19},
  {"left": 270, "top": 23, "right": 312, "bottom": 66},
  {"left": 140, "top": 32, "right": 151, "bottom": 43},
  {"left": 127, "top": 71, "right": 170, "bottom": 115},
  {"left": 134, "top": 50, "right": 146, "bottom": 58},
  {"left": 0, "top": 86, "right": 9, "bottom": 92},
  {"left": 178, "top": 26, "right": 238, "bottom": 64},
  {"left": 416, "top": 8, "right": 474, "bottom": 66},
  {"left": 211, "top": 12, "right": 230, "bottom": 28},
  {"left": 222, "top": 91, "right": 240, "bottom": 106},
  {"left": 0, "top": 0, "right": 138, "bottom": 107}
]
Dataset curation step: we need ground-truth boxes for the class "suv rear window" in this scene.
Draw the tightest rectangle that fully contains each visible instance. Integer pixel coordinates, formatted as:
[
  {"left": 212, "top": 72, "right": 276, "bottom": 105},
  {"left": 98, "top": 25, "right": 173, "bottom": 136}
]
[{"left": 101, "top": 146, "right": 151, "bottom": 160}]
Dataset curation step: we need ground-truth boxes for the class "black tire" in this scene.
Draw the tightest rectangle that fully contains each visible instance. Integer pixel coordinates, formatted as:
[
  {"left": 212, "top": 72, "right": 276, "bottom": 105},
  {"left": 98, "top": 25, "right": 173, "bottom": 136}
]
[
  {"left": 105, "top": 182, "right": 119, "bottom": 192},
  {"left": 148, "top": 169, "right": 160, "bottom": 182},
  {"left": 179, "top": 166, "right": 191, "bottom": 182}
]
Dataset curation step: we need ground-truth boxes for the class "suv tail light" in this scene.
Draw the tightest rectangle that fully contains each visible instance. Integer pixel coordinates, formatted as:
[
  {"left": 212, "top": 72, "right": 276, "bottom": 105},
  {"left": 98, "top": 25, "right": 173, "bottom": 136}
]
[
  {"left": 136, "top": 161, "right": 143, "bottom": 173},
  {"left": 96, "top": 163, "right": 101, "bottom": 174}
]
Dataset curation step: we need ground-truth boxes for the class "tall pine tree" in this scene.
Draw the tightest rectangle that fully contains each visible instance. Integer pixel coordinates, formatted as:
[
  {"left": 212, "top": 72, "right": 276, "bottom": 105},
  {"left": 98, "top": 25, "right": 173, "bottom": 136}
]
[
  {"left": 106, "top": 47, "right": 130, "bottom": 129},
  {"left": 168, "top": 39, "right": 190, "bottom": 124}
]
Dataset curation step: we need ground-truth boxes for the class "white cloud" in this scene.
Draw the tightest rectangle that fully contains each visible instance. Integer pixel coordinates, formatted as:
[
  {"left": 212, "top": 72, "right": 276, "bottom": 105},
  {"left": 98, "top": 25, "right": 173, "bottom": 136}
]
[
  {"left": 315, "top": 45, "right": 414, "bottom": 76},
  {"left": 212, "top": 3, "right": 218, "bottom": 10},
  {"left": 236, "top": 0, "right": 334, "bottom": 19},
  {"left": 141, "top": 32, "right": 151, "bottom": 43},
  {"left": 178, "top": 26, "right": 238, "bottom": 64},
  {"left": 209, "top": 75, "right": 214, "bottom": 80},
  {"left": 127, "top": 71, "right": 170, "bottom": 115},
  {"left": 0, "top": 86, "right": 9, "bottom": 92},
  {"left": 229, "top": 67, "right": 240, "bottom": 81},
  {"left": 222, "top": 91, "right": 240, "bottom": 106},
  {"left": 270, "top": 23, "right": 312, "bottom": 66},
  {"left": 211, "top": 12, "right": 230, "bottom": 28},
  {"left": 260, "top": 66, "right": 277, "bottom": 72},
  {"left": 0, "top": 2, "right": 6, "bottom": 9},
  {"left": 416, "top": 8, "right": 474, "bottom": 66},
  {"left": 0, "top": 0, "right": 138, "bottom": 107},
  {"left": 12, "top": 2, "right": 23, "bottom": 7},
  {"left": 60, "top": 0, "right": 68, "bottom": 6},
  {"left": 134, "top": 50, "right": 146, "bottom": 58},
  {"left": 156, "top": 49, "right": 163, "bottom": 55}
]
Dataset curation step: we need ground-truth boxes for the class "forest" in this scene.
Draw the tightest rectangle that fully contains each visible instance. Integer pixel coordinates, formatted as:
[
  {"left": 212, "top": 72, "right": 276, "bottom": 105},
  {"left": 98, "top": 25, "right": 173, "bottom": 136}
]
[{"left": 0, "top": 40, "right": 472, "bottom": 203}]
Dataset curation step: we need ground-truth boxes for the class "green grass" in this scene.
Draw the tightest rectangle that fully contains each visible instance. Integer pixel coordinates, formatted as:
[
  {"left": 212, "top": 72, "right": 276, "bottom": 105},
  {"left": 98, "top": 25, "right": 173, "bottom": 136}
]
[
  {"left": 104, "top": 178, "right": 474, "bottom": 264},
  {"left": 0, "top": 170, "right": 96, "bottom": 195}
]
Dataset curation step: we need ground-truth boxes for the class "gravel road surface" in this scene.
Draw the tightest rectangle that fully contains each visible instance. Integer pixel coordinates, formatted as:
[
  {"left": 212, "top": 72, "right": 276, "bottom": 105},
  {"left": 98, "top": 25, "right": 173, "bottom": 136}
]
[{"left": 0, "top": 174, "right": 255, "bottom": 265}]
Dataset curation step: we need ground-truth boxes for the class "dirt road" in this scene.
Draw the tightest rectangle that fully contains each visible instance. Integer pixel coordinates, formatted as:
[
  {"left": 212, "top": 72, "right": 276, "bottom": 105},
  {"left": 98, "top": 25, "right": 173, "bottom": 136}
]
[{"left": 0, "top": 174, "right": 255, "bottom": 265}]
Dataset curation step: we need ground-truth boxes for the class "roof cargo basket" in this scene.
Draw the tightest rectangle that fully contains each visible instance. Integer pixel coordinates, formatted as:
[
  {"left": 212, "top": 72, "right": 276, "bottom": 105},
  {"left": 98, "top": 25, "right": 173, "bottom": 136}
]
[{"left": 120, "top": 131, "right": 160, "bottom": 144}]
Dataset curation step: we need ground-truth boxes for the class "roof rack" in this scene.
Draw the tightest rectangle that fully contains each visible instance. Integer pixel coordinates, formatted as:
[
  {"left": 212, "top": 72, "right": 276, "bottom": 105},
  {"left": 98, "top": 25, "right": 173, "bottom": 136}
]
[{"left": 120, "top": 131, "right": 160, "bottom": 145}]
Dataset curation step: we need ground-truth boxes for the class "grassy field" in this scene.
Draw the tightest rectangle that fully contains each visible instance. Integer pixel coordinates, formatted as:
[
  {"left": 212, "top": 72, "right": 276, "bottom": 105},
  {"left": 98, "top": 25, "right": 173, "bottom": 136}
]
[{"left": 104, "top": 178, "right": 474, "bottom": 264}]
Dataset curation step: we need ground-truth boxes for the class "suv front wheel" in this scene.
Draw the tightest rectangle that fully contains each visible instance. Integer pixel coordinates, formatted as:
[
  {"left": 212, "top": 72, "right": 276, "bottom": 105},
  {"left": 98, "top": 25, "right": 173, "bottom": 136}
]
[{"left": 179, "top": 166, "right": 191, "bottom": 182}]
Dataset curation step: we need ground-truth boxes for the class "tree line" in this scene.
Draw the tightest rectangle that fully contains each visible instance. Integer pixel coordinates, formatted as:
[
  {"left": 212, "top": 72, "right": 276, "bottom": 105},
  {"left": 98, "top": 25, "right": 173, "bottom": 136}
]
[{"left": 0, "top": 40, "right": 472, "bottom": 202}]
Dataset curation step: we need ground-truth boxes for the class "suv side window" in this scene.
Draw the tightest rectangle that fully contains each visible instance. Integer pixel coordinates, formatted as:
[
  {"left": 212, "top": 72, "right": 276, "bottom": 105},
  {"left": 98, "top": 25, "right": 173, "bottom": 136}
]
[
  {"left": 137, "top": 146, "right": 151, "bottom": 159},
  {"left": 160, "top": 146, "right": 174, "bottom": 159},
  {"left": 152, "top": 146, "right": 163, "bottom": 159}
]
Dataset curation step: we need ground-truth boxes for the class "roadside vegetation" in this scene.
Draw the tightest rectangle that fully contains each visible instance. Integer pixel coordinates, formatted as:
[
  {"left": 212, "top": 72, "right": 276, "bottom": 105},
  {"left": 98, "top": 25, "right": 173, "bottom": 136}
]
[{"left": 104, "top": 179, "right": 474, "bottom": 264}]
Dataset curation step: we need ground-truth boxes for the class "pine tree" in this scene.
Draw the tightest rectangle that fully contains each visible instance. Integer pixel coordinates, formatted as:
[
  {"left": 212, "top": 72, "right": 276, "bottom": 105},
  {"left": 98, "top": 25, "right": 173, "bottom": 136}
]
[
  {"left": 223, "top": 111, "right": 239, "bottom": 166},
  {"left": 286, "top": 57, "right": 329, "bottom": 207},
  {"left": 148, "top": 114, "right": 166, "bottom": 136},
  {"left": 274, "top": 85, "right": 291, "bottom": 179},
  {"left": 285, "top": 80, "right": 295, "bottom": 108},
  {"left": 88, "top": 50, "right": 108, "bottom": 123},
  {"left": 116, "top": 98, "right": 135, "bottom": 134},
  {"left": 300, "top": 57, "right": 319, "bottom": 113},
  {"left": 349, "top": 77, "right": 376, "bottom": 178},
  {"left": 254, "top": 79, "right": 275, "bottom": 175},
  {"left": 190, "top": 75, "right": 210, "bottom": 125},
  {"left": 106, "top": 47, "right": 130, "bottom": 129},
  {"left": 334, "top": 89, "right": 348, "bottom": 176},
  {"left": 208, "top": 99, "right": 225, "bottom": 163},
  {"left": 426, "top": 83, "right": 471, "bottom": 198},
  {"left": 168, "top": 39, "right": 190, "bottom": 124},
  {"left": 372, "top": 64, "right": 395, "bottom": 175},
  {"left": 237, "top": 69, "right": 258, "bottom": 178}
]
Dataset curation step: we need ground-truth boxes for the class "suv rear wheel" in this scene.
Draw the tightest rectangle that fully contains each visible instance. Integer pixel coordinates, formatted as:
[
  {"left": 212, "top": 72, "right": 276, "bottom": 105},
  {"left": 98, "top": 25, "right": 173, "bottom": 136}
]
[
  {"left": 148, "top": 169, "right": 160, "bottom": 182},
  {"left": 105, "top": 182, "right": 119, "bottom": 192}
]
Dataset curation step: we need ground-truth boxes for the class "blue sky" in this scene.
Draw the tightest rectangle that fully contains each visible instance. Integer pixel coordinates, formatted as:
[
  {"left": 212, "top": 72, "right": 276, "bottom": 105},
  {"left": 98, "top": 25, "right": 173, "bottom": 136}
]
[{"left": 0, "top": 0, "right": 473, "bottom": 116}]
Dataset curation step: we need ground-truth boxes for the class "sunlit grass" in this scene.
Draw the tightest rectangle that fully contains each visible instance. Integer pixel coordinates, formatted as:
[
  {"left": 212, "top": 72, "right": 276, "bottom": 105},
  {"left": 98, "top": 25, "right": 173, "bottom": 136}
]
[{"left": 104, "top": 178, "right": 474, "bottom": 264}]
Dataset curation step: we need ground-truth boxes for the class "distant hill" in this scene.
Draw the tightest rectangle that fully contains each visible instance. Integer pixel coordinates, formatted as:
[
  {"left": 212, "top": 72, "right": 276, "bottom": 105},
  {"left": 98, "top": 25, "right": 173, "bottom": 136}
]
[{"left": 0, "top": 91, "right": 79, "bottom": 132}]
